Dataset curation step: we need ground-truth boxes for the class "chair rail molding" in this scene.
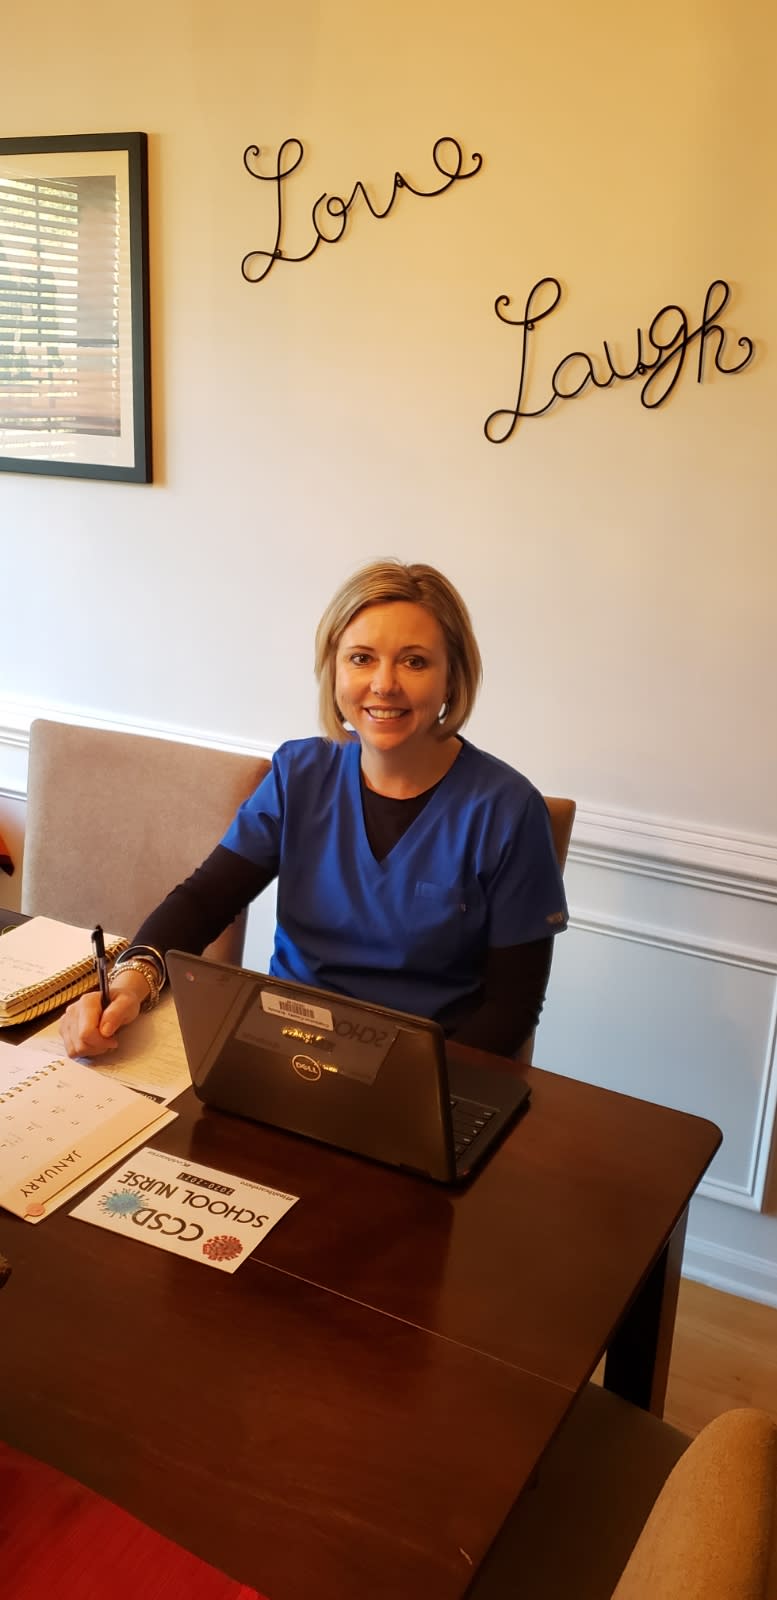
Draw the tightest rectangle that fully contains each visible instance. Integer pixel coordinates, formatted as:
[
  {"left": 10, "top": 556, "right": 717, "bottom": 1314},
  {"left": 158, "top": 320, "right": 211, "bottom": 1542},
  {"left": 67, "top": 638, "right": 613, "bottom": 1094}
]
[
  {"left": 3, "top": 693, "right": 776, "bottom": 891},
  {"left": 0, "top": 696, "right": 275, "bottom": 800},
  {"left": 570, "top": 805, "right": 777, "bottom": 903}
]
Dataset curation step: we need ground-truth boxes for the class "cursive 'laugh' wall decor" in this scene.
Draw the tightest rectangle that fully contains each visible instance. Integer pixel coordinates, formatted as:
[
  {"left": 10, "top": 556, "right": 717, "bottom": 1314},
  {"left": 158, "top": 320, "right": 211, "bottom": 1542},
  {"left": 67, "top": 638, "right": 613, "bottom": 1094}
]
[{"left": 485, "top": 278, "right": 754, "bottom": 443}]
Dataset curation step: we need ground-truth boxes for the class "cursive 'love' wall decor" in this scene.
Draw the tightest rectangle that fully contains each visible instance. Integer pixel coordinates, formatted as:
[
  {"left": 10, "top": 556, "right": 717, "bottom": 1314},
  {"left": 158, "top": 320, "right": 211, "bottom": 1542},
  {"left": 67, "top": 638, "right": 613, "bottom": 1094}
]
[{"left": 240, "top": 136, "right": 482, "bottom": 284}]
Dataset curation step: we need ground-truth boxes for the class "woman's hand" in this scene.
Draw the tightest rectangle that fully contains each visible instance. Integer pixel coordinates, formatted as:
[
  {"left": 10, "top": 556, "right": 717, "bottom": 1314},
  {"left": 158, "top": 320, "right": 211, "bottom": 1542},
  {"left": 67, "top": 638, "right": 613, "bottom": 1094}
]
[{"left": 59, "top": 969, "right": 150, "bottom": 1058}]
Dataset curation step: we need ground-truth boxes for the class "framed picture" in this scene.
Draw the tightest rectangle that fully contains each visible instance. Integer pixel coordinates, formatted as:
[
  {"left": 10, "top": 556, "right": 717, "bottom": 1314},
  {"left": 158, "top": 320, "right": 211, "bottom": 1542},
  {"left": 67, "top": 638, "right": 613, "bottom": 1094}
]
[{"left": 0, "top": 132, "right": 151, "bottom": 483}]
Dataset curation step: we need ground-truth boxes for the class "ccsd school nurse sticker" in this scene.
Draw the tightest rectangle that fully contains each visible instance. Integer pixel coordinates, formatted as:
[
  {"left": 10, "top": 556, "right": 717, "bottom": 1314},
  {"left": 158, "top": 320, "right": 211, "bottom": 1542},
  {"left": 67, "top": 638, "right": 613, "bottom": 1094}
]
[{"left": 71, "top": 1147, "right": 298, "bottom": 1273}]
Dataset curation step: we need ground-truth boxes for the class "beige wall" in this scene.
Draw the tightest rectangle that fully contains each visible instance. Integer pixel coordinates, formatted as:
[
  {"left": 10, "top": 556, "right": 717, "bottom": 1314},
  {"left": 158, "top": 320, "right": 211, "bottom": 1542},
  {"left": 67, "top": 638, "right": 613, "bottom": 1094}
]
[
  {"left": 1, "top": 0, "right": 776, "bottom": 1298},
  {"left": 3, "top": 0, "right": 774, "bottom": 824}
]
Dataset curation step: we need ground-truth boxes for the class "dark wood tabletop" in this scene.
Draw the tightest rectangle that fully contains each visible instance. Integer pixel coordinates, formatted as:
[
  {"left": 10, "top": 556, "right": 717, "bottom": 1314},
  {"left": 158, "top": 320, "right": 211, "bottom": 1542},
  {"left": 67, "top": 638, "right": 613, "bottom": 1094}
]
[
  {"left": 0, "top": 1037, "right": 721, "bottom": 1600},
  {"left": 179, "top": 1043, "right": 720, "bottom": 1398},
  {"left": 0, "top": 908, "right": 27, "bottom": 931}
]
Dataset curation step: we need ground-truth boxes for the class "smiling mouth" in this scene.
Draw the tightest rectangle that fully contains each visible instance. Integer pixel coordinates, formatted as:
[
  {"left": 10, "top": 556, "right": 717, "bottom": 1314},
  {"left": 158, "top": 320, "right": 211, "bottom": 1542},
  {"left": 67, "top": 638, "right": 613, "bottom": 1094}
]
[{"left": 364, "top": 708, "right": 408, "bottom": 720}]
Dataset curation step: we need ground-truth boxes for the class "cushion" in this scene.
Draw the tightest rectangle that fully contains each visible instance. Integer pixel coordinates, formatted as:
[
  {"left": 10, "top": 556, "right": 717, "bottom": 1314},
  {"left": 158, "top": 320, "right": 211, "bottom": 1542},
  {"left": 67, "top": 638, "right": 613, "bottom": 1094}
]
[
  {"left": 613, "top": 1407, "right": 777, "bottom": 1600},
  {"left": 0, "top": 1440, "right": 265, "bottom": 1600}
]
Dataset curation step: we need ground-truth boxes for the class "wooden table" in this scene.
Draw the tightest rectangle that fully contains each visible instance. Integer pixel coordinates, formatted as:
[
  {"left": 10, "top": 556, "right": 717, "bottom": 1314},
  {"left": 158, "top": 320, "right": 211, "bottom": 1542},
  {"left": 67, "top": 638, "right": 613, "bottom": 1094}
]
[{"left": 0, "top": 1041, "right": 721, "bottom": 1600}]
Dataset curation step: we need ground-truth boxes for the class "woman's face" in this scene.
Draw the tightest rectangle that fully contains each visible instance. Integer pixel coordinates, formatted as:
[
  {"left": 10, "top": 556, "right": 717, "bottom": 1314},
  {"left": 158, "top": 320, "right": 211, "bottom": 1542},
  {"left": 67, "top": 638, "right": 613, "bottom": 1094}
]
[{"left": 335, "top": 601, "right": 450, "bottom": 761}]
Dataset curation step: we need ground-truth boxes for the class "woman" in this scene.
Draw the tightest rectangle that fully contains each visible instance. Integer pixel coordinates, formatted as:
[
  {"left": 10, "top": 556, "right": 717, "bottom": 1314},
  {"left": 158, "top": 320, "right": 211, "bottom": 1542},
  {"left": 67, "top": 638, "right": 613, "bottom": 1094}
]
[{"left": 61, "top": 560, "right": 568, "bottom": 1059}]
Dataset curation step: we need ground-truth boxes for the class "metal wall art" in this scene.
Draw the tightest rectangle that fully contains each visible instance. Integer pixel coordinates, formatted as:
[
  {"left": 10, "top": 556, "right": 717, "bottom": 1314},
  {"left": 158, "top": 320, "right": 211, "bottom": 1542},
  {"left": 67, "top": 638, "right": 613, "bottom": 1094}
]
[
  {"left": 240, "top": 134, "right": 755, "bottom": 444},
  {"left": 241, "top": 136, "right": 482, "bottom": 284},
  {"left": 484, "top": 277, "right": 754, "bottom": 443},
  {"left": 0, "top": 132, "right": 151, "bottom": 482}
]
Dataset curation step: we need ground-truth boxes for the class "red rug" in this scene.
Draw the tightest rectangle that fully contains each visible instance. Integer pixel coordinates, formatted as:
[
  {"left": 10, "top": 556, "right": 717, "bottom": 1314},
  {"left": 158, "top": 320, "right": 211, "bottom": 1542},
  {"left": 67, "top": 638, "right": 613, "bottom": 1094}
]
[{"left": 0, "top": 1441, "right": 264, "bottom": 1599}]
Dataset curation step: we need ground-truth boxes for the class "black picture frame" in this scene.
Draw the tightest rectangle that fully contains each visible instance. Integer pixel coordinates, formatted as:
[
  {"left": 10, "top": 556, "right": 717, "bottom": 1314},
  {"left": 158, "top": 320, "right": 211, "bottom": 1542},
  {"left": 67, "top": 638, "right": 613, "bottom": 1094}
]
[{"left": 0, "top": 132, "right": 151, "bottom": 483}]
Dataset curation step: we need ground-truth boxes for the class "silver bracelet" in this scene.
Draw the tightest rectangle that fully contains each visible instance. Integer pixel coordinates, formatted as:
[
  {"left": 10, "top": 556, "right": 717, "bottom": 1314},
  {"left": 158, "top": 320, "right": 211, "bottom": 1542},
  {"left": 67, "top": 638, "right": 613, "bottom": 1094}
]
[
  {"left": 109, "top": 958, "right": 161, "bottom": 1012},
  {"left": 114, "top": 944, "right": 167, "bottom": 987}
]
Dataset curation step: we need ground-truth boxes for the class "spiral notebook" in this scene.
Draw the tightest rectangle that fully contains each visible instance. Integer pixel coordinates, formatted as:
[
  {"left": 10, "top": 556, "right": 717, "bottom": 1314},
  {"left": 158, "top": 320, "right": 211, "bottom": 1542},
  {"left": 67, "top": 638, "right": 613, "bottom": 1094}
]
[
  {"left": 0, "top": 916, "right": 128, "bottom": 1025},
  {"left": 0, "top": 1042, "right": 176, "bottom": 1221}
]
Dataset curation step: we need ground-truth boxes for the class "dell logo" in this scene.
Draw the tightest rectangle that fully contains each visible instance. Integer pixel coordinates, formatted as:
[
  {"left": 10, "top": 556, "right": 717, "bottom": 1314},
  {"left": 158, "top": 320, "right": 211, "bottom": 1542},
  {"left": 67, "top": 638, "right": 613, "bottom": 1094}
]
[{"left": 292, "top": 1054, "right": 322, "bottom": 1083}]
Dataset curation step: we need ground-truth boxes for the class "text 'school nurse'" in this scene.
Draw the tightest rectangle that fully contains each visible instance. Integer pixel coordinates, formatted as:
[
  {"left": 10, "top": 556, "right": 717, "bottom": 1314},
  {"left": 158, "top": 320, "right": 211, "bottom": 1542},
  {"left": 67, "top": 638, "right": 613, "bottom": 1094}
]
[{"left": 60, "top": 560, "right": 568, "bottom": 1060}]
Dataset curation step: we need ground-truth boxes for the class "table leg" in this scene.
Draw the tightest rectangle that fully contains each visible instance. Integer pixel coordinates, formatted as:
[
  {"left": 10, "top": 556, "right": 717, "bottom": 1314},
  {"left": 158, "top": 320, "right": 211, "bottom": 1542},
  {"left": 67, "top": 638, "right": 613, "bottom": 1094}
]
[{"left": 603, "top": 1207, "right": 688, "bottom": 1416}]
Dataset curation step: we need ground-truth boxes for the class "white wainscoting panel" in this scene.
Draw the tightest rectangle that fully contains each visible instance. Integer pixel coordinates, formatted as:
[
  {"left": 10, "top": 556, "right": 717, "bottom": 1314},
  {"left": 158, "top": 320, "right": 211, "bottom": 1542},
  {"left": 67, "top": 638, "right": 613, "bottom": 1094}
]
[{"left": 537, "top": 911, "right": 777, "bottom": 1208}]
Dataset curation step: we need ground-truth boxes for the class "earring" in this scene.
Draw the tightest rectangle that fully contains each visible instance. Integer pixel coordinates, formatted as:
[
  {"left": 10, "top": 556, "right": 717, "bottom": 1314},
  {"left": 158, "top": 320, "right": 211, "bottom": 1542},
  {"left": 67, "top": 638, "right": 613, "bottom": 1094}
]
[{"left": 437, "top": 701, "right": 449, "bottom": 724}]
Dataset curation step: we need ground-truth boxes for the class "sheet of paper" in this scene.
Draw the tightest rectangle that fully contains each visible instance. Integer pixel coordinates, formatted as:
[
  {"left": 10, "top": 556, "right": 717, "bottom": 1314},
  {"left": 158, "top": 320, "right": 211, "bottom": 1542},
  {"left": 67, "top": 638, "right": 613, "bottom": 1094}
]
[
  {"left": 71, "top": 1147, "right": 298, "bottom": 1273},
  {"left": 0, "top": 916, "right": 121, "bottom": 1004},
  {"left": 0, "top": 1038, "right": 63, "bottom": 1089},
  {"left": 3, "top": 1041, "right": 66, "bottom": 1073},
  {"left": 33, "top": 993, "right": 192, "bottom": 1105}
]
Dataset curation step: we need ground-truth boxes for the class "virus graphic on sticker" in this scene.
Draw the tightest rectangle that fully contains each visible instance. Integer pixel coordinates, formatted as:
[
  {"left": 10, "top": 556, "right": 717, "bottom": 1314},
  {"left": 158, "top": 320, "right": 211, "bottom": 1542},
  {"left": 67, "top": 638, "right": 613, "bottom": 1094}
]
[
  {"left": 99, "top": 1188, "right": 144, "bottom": 1219},
  {"left": 202, "top": 1234, "right": 243, "bottom": 1263}
]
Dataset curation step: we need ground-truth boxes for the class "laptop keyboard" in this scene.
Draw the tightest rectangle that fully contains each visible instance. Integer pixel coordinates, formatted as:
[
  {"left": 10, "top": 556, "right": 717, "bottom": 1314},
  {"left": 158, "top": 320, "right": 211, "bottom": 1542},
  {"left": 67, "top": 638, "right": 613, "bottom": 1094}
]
[{"left": 449, "top": 1095, "right": 497, "bottom": 1160}]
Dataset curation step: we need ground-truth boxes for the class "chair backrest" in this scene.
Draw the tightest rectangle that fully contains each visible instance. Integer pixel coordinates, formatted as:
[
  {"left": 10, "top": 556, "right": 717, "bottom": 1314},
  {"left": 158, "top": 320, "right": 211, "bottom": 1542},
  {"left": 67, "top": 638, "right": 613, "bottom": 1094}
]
[
  {"left": 517, "top": 795, "right": 576, "bottom": 1064},
  {"left": 544, "top": 796, "right": 576, "bottom": 873},
  {"left": 21, "top": 720, "right": 271, "bottom": 964},
  {"left": 468, "top": 1388, "right": 777, "bottom": 1600},
  {"left": 612, "top": 1406, "right": 777, "bottom": 1600}
]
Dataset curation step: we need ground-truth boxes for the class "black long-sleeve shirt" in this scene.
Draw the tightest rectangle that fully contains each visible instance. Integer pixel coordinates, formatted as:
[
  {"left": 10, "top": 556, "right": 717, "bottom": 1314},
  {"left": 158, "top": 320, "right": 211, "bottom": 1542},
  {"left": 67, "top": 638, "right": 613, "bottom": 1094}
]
[{"left": 135, "top": 839, "right": 553, "bottom": 1058}]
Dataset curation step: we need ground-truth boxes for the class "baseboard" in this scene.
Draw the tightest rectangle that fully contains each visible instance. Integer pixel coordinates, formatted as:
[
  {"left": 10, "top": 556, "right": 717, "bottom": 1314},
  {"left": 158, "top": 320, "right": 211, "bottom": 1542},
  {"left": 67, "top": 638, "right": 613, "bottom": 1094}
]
[{"left": 683, "top": 1235, "right": 777, "bottom": 1309}]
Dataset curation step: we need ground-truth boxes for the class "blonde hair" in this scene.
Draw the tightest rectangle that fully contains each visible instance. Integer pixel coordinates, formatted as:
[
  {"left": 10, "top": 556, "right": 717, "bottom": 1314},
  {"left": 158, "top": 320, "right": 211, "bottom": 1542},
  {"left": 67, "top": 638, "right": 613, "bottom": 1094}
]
[{"left": 314, "top": 559, "right": 483, "bottom": 741}]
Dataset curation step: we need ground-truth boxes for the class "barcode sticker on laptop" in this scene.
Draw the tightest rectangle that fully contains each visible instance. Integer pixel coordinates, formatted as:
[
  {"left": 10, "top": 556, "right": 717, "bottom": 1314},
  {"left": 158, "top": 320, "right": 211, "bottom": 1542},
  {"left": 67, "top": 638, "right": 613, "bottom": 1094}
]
[{"left": 260, "top": 991, "right": 334, "bottom": 1031}]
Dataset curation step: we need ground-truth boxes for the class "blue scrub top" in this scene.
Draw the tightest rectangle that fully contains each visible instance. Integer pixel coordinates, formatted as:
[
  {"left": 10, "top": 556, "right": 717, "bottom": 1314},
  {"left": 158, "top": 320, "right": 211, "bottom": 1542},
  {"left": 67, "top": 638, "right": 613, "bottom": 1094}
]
[{"left": 221, "top": 736, "right": 567, "bottom": 1021}]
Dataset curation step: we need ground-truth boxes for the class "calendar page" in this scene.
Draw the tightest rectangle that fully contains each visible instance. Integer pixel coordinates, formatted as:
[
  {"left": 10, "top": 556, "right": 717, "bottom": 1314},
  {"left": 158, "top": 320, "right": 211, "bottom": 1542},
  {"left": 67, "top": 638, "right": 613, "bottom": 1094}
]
[{"left": 0, "top": 1045, "right": 171, "bottom": 1220}]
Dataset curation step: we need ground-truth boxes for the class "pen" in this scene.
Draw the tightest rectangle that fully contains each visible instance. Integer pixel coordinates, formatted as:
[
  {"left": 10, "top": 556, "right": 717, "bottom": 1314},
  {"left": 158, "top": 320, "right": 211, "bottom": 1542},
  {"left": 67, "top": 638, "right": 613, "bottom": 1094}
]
[{"left": 91, "top": 924, "right": 111, "bottom": 1010}]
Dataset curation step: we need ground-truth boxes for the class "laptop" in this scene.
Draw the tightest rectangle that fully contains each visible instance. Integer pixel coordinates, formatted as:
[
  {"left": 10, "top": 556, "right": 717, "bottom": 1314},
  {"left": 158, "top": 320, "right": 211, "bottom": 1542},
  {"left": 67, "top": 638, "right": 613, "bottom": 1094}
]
[{"left": 167, "top": 951, "right": 531, "bottom": 1185}]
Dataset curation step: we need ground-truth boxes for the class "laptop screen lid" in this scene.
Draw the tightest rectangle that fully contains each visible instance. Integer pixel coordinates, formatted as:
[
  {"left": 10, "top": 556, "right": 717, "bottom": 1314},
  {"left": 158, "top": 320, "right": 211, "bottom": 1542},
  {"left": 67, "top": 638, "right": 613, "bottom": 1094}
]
[{"left": 167, "top": 951, "right": 460, "bottom": 1182}]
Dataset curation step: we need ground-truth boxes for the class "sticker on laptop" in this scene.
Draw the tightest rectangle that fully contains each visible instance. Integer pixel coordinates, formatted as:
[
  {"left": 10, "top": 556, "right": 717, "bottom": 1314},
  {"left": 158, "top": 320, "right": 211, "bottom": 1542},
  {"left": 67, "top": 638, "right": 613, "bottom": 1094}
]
[
  {"left": 260, "top": 989, "right": 334, "bottom": 1030},
  {"left": 242, "top": 990, "right": 400, "bottom": 1086}
]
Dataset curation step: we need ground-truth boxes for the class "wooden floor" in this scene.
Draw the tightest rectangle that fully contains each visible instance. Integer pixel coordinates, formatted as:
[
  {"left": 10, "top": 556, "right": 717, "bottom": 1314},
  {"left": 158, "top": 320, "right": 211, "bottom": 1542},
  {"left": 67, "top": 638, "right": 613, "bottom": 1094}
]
[{"left": 663, "top": 1277, "right": 777, "bottom": 1435}]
